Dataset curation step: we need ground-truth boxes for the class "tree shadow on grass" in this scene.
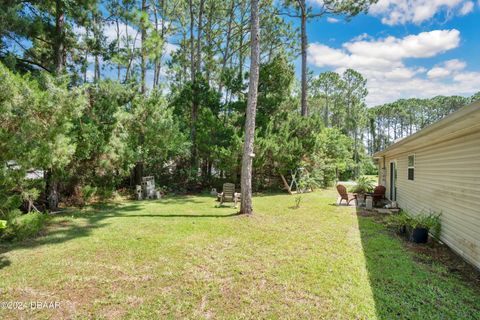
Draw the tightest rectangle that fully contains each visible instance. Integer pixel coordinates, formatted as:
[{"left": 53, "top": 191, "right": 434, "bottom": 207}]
[
  {"left": 252, "top": 192, "right": 289, "bottom": 198},
  {"left": 118, "top": 212, "right": 242, "bottom": 218},
  {"left": 152, "top": 195, "right": 209, "bottom": 205},
  {"left": 355, "top": 207, "right": 480, "bottom": 319},
  {"left": 0, "top": 195, "right": 244, "bottom": 258},
  {"left": 0, "top": 203, "right": 142, "bottom": 257},
  {"left": 0, "top": 255, "right": 11, "bottom": 270}
]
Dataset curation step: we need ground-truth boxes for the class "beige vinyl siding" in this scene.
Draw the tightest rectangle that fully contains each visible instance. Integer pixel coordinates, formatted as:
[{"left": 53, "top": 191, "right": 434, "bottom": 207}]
[{"left": 383, "top": 130, "right": 480, "bottom": 270}]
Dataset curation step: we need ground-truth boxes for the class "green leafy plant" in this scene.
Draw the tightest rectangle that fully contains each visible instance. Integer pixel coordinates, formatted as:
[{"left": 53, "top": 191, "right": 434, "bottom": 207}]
[
  {"left": 82, "top": 185, "right": 98, "bottom": 204},
  {"left": 408, "top": 211, "right": 442, "bottom": 237},
  {"left": 351, "top": 176, "right": 374, "bottom": 194},
  {"left": 21, "top": 188, "right": 40, "bottom": 212},
  {"left": 293, "top": 195, "right": 302, "bottom": 209},
  {"left": 389, "top": 210, "right": 442, "bottom": 238},
  {"left": 0, "top": 211, "right": 48, "bottom": 241},
  {"left": 386, "top": 211, "right": 413, "bottom": 234}
]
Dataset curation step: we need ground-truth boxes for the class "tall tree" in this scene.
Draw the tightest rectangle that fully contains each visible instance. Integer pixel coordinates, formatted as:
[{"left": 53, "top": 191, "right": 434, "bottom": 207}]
[
  {"left": 54, "top": 0, "right": 66, "bottom": 73},
  {"left": 311, "top": 71, "right": 341, "bottom": 126},
  {"left": 299, "top": 0, "right": 308, "bottom": 117},
  {"left": 140, "top": 0, "right": 148, "bottom": 94},
  {"left": 283, "top": 0, "right": 377, "bottom": 117},
  {"left": 240, "top": 0, "right": 260, "bottom": 215}
]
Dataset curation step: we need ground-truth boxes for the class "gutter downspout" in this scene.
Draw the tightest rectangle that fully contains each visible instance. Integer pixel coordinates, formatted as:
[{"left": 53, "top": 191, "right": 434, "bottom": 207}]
[{"left": 381, "top": 156, "right": 386, "bottom": 187}]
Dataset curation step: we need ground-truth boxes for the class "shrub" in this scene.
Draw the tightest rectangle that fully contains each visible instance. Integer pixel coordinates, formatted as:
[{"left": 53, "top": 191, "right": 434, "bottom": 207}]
[
  {"left": 0, "top": 211, "right": 48, "bottom": 241},
  {"left": 96, "top": 187, "right": 116, "bottom": 201},
  {"left": 387, "top": 210, "right": 441, "bottom": 238},
  {"left": 350, "top": 176, "right": 374, "bottom": 193},
  {"left": 386, "top": 211, "right": 412, "bottom": 231},
  {"left": 408, "top": 211, "right": 442, "bottom": 237}
]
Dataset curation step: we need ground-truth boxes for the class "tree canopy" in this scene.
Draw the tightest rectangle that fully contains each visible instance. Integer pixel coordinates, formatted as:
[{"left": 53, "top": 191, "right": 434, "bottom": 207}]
[{"left": 0, "top": 0, "right": 477, "bottom": 223}]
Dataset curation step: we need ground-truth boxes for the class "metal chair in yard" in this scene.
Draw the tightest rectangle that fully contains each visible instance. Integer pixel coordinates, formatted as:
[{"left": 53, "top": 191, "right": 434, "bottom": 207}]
[
  {"left": 336, "top": 184, "right": 357, "bottom": 206},
  {"left": 217, "top": 183, "right": 241, "bottom": 207}
]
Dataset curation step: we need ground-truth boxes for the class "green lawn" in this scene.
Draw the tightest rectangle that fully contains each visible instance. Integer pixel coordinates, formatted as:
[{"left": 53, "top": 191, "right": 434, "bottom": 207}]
[{"left": 1, "top": 189, "right": 479, "bottom": 319}]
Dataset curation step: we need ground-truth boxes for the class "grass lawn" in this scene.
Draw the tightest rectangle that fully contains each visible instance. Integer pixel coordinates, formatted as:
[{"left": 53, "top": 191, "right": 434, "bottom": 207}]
[{"left": 1, "top": 189, "right": 479, "bottom": 319}]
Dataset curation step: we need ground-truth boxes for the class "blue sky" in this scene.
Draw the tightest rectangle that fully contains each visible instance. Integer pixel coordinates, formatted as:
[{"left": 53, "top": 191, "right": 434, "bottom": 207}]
[{"left": 300, "top": 0, "right": 480, "bottom": 106}]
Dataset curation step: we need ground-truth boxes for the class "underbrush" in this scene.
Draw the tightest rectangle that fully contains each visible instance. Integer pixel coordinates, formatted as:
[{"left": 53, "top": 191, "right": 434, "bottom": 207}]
[{"left": 0, "top": 210, "right": 49, "bottom": 242}]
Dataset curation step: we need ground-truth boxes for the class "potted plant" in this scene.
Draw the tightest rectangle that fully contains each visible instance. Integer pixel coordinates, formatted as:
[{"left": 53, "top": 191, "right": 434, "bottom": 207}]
[
  {"left": 387, "top": 211, "right": 412, "bottom": 235},
  {"left": 351, "top": 176, "right": 374, "bottom": 206},
  {"left": 407, "top": 211, "right": 441, "bottom": 243}
]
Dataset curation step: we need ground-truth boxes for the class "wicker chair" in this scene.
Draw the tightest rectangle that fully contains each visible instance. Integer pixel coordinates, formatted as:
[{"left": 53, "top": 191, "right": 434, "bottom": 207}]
[
  {"left": 371, "top": 185, "right": 386, "bottom": 206},
  {"left": 336, "top": 184, "right": 356, "bottom": 205}
]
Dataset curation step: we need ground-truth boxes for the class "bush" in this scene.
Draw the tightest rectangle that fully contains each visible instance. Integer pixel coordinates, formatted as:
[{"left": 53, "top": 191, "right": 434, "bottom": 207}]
[
  {"left": 350, "top": 176, "right": 374, "bottom": 193},
  {"left": 387, "top": 210, "right": 441, "bottom": 238},
  {"left": 0, "top": 211, "right": 48, "bottom": 241},
  {"left": 386, "top": 211, "right": 412, "bottom": 231},
  {"left": 360, "top": 157, "right": 378, "bottom": 176},
  {"left": 408, "top": 211, "right": 442, "bottom": 237}
]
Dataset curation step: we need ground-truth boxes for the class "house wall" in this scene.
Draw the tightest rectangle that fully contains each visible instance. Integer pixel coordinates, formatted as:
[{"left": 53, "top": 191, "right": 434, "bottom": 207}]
[{"left": 382, "top": 130, "right": 480, "bottom": 270}]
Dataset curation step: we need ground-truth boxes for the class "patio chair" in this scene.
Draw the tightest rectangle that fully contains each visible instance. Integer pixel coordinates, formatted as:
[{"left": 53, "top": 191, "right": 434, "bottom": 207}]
[
  {"left": 218, "top": 183, "right": 240, "bottom": 207},
  {"left": 371, "top": 185, "right": 386, "bottom": 206},
  {"left": 336, "top": 184, "right": 356, "bottom": 206}
]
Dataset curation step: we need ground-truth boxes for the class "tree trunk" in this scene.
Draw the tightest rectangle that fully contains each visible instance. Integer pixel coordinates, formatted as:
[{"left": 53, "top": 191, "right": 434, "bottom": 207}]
[
  {"left": 153, "top": 0, "right": 165, "bottom": 87},
  {"left": 93, "top": 12, "right": 101, "bottom": 82},
  {"left": 280, "top": 173, "right": 293, "bottom": 195},
  {"left": 189, "top": 0, "right": 198, "bottom": 169},
  {"left": 240, "top": 0, "right": 260, "bottom": 215},
  {"left": 140, "top": 0, "right": 147, "bottom": 94},
  {"left": 48, "top": 0, "right": 65, "bottom": 209},
  {"left": 205, "top": 1, "right": 213, "bottom": 84},
  {"left": 300, "top": 0, "right": 308, "bottom": 117},
  {"left": 116, "top": 18, "right": 121, "bottom": 80},
  {"left": 324, "top": 95, "right": 329, "bottom": 126},
  {"left": 196, "top": 0, "right": 204, "bottom": 73},
  {"left": 238, "top": 0, "right": 246, "bottom": 83},
  {"left": 354, "top": 128, "right": 359, "bottom": 178},
  {"left": 218, "top": 0, "right": 235, "bottom": 94},
  {"left": 54, "top": 0, "right": 65, "bottom": 74},
  {"left": 94, "top": 55, "right": 100, "bottom": 82}
]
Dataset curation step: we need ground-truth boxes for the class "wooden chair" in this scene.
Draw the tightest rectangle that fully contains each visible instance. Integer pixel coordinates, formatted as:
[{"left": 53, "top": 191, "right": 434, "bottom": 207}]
[
  {"left": 218, "top": 183, "right": 240, "bottom": 207},
  {"left": 336, "top": 184, "right": 356, "bottom": 206},
  {"left": 371, "top": 185, "right": 386, "bottom": 206}
]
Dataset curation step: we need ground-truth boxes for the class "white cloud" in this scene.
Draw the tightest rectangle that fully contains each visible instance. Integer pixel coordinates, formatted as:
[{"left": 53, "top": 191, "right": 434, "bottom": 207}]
[
  {"left": 327, "top": 17, "right": 340, "bottom": 23},
  {"left": 345, "top": 29, "right": 460, "bottom": 60},
  {"left": 308, "top": 30, "right": 479, "bottom": 105},
  {"left": 453, "top": 71, "right": 480, "bottom": 82},
  {"left": 459, "top": 1, "right": 475, "bottom": 14},
  {"left": 308, "top": 30, "right": 460, "bottom": 70},
  {"left": 427, "top": 67, "right": 451, "bottom": 78},
  {"left": 427, "top": 59, "right": 466, "bottom": 78},
  {"left": 444, "top": 58, "right": 466, "bottom": 70},
  {"left": 370, "top": 0, "right": 475, "bottom": 25},
  {"left": 164, "top": 42, "right": 179, "bottom": 56}
]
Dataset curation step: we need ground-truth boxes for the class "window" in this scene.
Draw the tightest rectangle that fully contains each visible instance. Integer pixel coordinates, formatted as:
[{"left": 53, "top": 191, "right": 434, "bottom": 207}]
[{"left": 408, "top": 155, "right": 415, "bottom": 181}]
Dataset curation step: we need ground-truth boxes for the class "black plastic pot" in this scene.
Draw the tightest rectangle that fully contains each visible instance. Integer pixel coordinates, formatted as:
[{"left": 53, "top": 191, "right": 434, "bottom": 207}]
[{"left": 411, "top": 227, "right": 429, "bottom": 243}]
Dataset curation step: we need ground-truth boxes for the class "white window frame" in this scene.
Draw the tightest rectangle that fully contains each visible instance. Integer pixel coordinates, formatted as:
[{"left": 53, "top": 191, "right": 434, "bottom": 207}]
[{"left": 407, "top": 154, "right": 415, "bottom": 181}]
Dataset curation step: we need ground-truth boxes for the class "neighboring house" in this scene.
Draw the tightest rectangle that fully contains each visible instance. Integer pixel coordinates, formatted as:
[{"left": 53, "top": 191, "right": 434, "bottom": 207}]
[
  {"left": 373, "top": 101, "right": 480, "bottom": 270},
  {"left": 6, "top": 161, "right": 44, "bottom": 180}
]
